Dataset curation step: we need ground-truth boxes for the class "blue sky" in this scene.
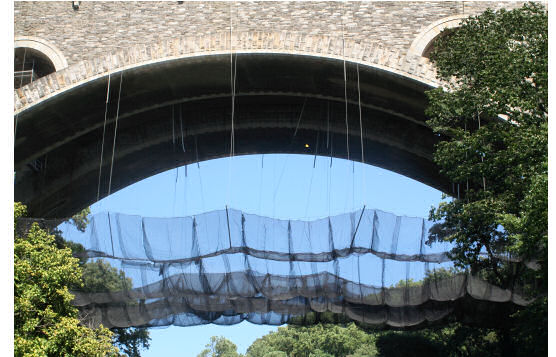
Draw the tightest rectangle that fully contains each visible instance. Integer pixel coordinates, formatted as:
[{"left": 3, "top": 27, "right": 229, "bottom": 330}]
[{"left": 89, "top": 153, "right": 443, "bottom": 356}]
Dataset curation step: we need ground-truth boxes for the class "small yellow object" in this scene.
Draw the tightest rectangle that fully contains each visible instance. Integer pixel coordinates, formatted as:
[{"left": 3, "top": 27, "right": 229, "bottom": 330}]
[{"left": 305, "top": 144, "right": 310, "bottom": 148}]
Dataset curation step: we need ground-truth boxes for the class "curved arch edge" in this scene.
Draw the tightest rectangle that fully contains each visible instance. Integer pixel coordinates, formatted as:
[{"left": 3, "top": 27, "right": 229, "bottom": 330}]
[
  {"left": 14, "top": 32, "right": 441, "bottom": 115},
  {"left": 14, "top": 36, "right": 69, "bottom": 71},
  {"left": 407, "top": 15, "right": 468, "bottom": 57}
]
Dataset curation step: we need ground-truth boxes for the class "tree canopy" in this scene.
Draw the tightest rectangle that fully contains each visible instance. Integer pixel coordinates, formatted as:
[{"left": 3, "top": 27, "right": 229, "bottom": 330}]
[
  {"left": 425, "top": 3, "right": 547, "bottom": 355},
  {"left": 425, "top": 2, "right": 547, "bottom": 289},
  {"left": 15, "top": 203, "right": 151, "bottom": 356},
  {"left": 14, "top": 203, "right": 119, "bottom": 357},
  {"left": 197, "top": 4, "right": 548, "bottom": 356}
]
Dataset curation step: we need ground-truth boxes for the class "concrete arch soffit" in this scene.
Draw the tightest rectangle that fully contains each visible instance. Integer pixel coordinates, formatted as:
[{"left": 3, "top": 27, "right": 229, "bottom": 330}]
[
  {"left": 15, "top": 36, "right": 69, "bottom": 71},
  {"left": 408, "top": 15, "right": 468, "bottom": 57},
  {"left": 14, "top": 32, "right": 440, "bottom": 114}
]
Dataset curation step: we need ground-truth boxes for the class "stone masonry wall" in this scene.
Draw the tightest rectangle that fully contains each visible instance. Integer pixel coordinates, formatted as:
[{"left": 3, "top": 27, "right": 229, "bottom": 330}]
[{"left": 14, "top": 1, "right": 524, "bottom": 67}]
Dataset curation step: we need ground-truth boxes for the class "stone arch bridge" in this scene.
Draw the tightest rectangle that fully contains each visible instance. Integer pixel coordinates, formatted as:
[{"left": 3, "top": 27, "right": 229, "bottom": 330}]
[{"left": 14, "top": 1, "right": 522, "bottom": 217}]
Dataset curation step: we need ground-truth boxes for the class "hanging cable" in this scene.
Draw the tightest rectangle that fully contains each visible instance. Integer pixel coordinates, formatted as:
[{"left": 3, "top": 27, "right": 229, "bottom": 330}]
[
  {"left": 179, "top": 104, "right": 185, "bottom": 153},
  {"left": 356, "top": 65, "right": 364, "bottom": 164},
  {"left": 342, "top": 6, "right": 350, "bottom": 162},
  {"left": 96, "top": 73, "right": 111, "bottom": 202},
  {"left": 226, "top": 1, "right": 236, "bottom": 208},
  {"left": 272, "top": 98, "right": 307, "bottom": 201},
  {"left": 195, "top": 134, "right": 206, "bottom": 212},
  {"left": 304, "top": 131, "right": 320, "bottom": 218},
  {"left": 172, "top": 104, "right": 175, "bottom": 147},
  {"left": 107, "top": 71, "right": 123, "bottom": 196},
  {"left": 313, "top": 130, "right": 320, "bottom": 168},
  {"left": 327, "top": 102, "right": 333, "bottom": 168},
  {"left": 356, "top": 64, "right": 367, "bottom": 206},
  {"left": 292, "top": 98, "right": 307, "bottom": 138}
]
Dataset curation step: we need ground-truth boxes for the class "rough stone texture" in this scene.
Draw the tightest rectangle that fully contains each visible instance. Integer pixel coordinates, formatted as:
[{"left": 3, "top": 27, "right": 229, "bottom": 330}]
[
  {"left": 14, "top": 1, "right": 533, "bottom": 217},
  {"left": 13, "top": 1, "right": 527, "bottom": 113},
  {"left": 13, "top": 30, "right": 441, "bottom": 112},
  {"left": 15, "top": 1, "right": 524, "bottom": 66}
]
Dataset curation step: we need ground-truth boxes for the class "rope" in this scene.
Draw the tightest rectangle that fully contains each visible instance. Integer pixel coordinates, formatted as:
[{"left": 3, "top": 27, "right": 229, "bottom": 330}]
[
  {"left": 194, "top": 135, "right": 206, "bottom": 211},
  {"left": 172, "top": 104, "right": 175, "bottom": 147},
  {"left": 357, "top": 64, "right": 364, "bottom": 164},
  {"left": 172, "top": 168, "right": 178, "bottom": 216},
  {"left": 342, "top": 6, "right": 350, "bottom": 162},
  {"left": 107, "top": 71, "right": 123, "bottom": 196},
  {"left": 292, "top": 98, "right": 307, "bottom": 137},
  {"left": 179, "top": 105, "right": 185, "bottom": 153},
  {"left": 356, "top": 64, "right": 367, "bottom": 206},
  {"left": 226, "top": 1, "right": 236, "bottom": 207},
  {"left": 272, "top": 98, "right": 307, "bottom": 202},
  {"left": 225, "top": 205, "right": 233, "bottom": 248},
  {"left": 96, "top": 73, "right": 111, "bottom": 202},
  {"left": 304, "top": 131, "right": 320, "bottom": 219}
]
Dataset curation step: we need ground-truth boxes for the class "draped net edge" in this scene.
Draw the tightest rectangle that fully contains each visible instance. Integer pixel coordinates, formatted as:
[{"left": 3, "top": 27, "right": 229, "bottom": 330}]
[{"left": 18, "top": 208, "right": 533, "bottom": 329}]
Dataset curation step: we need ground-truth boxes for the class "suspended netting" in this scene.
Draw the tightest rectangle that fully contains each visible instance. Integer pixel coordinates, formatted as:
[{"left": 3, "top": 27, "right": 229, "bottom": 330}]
[{"left": 19, "top": 208, "right": 530, "bottom": 329}]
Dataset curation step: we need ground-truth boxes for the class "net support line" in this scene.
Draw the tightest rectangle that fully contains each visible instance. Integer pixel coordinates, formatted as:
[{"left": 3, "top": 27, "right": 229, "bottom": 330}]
[
  {"left": 225, "top": 205, "right": 233, "bottom": 249},
  {"left": 96, "top": 73, "right": 111, "bottom": 202},
  {"left": 349, "top": 205, "right": 366, "bottom": 251},
  {"left": 107, "top": 71, "right": 124, "bottom": 196}
]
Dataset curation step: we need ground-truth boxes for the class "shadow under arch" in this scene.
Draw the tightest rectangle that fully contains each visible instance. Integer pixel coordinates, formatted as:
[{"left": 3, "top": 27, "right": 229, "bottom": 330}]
[{"left": 14, "top": 50, "right": 450, "bottom": 218}]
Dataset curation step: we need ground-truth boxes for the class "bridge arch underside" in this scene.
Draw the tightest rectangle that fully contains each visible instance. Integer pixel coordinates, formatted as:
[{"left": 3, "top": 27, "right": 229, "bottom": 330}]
[{"left": 15, "top": 53, "right": 449, "bottom": 218}]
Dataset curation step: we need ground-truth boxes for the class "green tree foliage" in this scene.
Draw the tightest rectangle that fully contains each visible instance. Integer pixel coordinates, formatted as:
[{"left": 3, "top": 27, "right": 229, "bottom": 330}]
[
  {"left": 78, "top": 259, "right": 150, "bottom": 356},
  {"left": 80, "top": 259, "right": 132, "bottom": 293},
  {"left": 424, "top": 3, "right": 547, "bottom": 355},
  {"left": 14, "top": 202, "right": 119, "bottom": 357},
  {"left": 60, "top": 209, "right": 151, "bottom": 357},
  {"left": 374, "top": 332, "right": 443, "bottom": 357},
  {"left": 197, "top": 336, "right": 242, "bottom": 357},
  {"left": 111, "top": 327, "right": 151, "bottom": 357},
  {"left": 425, "top": 2, "right": 547, "bottom": 288},
  {"left": 217, "top": 322, "right": 513, "bottom": 357},
  {"left": 245, "top": 323, "right": 377, "bottom": 357}
]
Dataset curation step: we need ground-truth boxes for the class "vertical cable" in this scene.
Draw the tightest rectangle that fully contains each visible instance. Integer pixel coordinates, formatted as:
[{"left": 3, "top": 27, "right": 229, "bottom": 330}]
[
  {"left": 172, "top": 104, "right": 175, "bottom": 147},
  {"left": 356, "top": 64, "right": 367, "bottom": 206},
  {"left": 227, "top": 1, "right": 236, "bottom": 207},
  {"left": 107, "top": 71, "right": 123, "bottom": 196},
  {"left": 179, "top": 104, "right": 185, "bottom": 153},
  {"left": 97, "top": 73, "right": 111, "bottom": 202},
  {"left": 342, "top": 3, "right": 350, "bottom": 162}
]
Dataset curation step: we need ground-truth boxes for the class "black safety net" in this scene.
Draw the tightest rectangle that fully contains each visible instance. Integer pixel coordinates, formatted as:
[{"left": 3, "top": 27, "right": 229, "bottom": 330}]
[{"left": 19, "top": 208, "right": 530, "bottom": 329}]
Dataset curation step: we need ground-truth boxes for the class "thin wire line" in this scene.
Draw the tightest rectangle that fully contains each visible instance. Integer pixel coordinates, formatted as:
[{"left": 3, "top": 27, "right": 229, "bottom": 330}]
[
  {"left": 195, "top": 135, "right": 206, "bottom": 212},
  {"left": 107, "top": 71, "right": 123, "bottom": 196},
  {"left": 342, "top": 2, "right": 350, "bottom": 162},
  {"left": 304, "top": 131, "right": 320, "bottom": 218},
  {"left": 292, "top": 98, "right": 307, "bottom": 137},
  {"left": 357, "top": 64, "right": 367, "bottom": 206},
  {"left": 172, "top": 167, "right": 178, "bottom": 216},
  {"left": 227, "top": 1, "right": 235, "bottom": 208},
  {"left": 97, "top": 73, "right": 111, "bottom": 202},
  {"left": 272, "top": 98, "right": 307, "bottom": 201},
  {"left": 179, "top": 104, "right": 185, "bottom": 153},
  {"left": 172, "top": 104, "right": 175, "bottom": 147}
]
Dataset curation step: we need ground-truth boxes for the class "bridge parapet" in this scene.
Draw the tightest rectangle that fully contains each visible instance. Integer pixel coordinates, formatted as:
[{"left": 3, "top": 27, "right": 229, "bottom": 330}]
[{"left": 14, "top": 31, "right": 439, "bottom": 113}]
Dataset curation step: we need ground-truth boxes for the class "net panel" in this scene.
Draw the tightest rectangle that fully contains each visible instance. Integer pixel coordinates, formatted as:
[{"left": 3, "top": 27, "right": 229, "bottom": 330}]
[{"left": 20, "top": 208, "right": 530, "bottom": 329}]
